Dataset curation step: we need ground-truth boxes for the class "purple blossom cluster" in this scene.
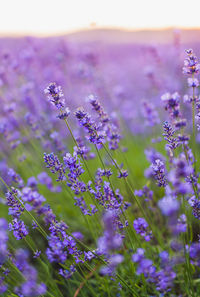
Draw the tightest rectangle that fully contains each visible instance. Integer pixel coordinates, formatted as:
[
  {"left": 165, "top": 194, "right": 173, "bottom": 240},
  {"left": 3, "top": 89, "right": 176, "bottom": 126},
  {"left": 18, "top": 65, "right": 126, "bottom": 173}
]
[
  {"left": 183, "top": 49, "right": 200, "bottom": 75},
  {"left": 5, "top": 187, "right": 29, "bottom": 240},
  {"left": 163, "top": 121, "right": 179, "bottom": 152},
  {"left": 9, "top": 218, "right": 29, "bottom": 240},
  {"left": 44, "top": 152, "right": 65, "bottom": 181},
  {"left": 6, "top": 187, "right": 24, "bottom": 218},
  {"left": 63, "top": 152, "right": 97, "bottom": 215},
  {"left": 134, "top": 185, "right": 153, "bottom": 202},
  {"left": 132, "top": 249, "right": 176, "bottom": 293},
  {"left": 161, "top": 92, "right": 181, "bottom": 120},
  {"left": 142, "top": 100, "right": 160, "bottom": 127},
  {"left": 133, "top": 218, "right": 152, "bottom": 241},
  {"left": 63, "top": 152, "right": 85, "bottom": 193},
  {"left": 88, "top": 95, "right": 121, "bottom": 150},
  {"left": 44, "top": 82, "right": 65, "bottom": 110},
  {"left": 87, "top": 168, "right": 129, "bottom": 214},
  {"left": 74, "top": 135, "right": 95, "bottom": 160},
  {"left": 75, "top": 107, "right": 105, "bottom": 145},
  {"left": 0, "top": 219, "right": 8, "bottom": 266},
  {"left": 168, "top": 153, "right": 193, "bottom": 195},
  {"left": 150, "top": 159, "right": 167, "bottom": 187}
]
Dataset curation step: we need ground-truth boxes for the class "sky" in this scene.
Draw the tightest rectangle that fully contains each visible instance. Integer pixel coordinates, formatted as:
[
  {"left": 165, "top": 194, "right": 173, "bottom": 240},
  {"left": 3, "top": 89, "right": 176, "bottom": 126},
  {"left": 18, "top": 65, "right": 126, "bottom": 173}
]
[{"left": 1, "top": 0, "right": 200, "bottom": 35}]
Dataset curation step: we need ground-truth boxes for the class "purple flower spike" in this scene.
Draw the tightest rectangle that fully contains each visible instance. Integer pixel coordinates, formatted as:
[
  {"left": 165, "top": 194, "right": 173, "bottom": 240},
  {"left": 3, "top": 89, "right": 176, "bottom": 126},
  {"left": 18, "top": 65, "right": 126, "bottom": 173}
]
[
  {"left": 44, "top": 82, "right": 65, "bottom": 110},
  {"left": 151, "top": 159, "right": 167, "bottom": 187},
  {"left": 9, "top": 218, "right": 28, "bottom": 240},
  {"left": 133, "top": 218, "right": 152, "bottom": 241},
  {"left": 183, "top": 49, "right": 200, "bottom": 75},
  {"left": 158, "top": 196, "right": 179, "bottom": 216}
]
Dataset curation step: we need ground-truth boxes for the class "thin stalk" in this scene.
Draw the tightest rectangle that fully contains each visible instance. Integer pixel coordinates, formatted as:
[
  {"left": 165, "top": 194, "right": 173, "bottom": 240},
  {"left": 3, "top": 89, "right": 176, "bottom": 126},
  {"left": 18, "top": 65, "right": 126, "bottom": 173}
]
[
  {"left": 192, "top": 76, "right": 196, "bottom": 171},
  {"left": 182, "top": 196, "right": 194, "bottom": 296},
  {"left": 76, "top": 264, "right": 97, "bottom": 296}
]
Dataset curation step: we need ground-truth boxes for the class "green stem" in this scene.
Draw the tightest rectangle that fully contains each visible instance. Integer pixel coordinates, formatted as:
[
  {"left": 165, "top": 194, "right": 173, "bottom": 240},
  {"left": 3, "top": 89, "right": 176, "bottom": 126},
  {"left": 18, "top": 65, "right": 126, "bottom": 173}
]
[
  {"left": 192, "top": 77, "right": 196, "bottom": 170},
  {"left": 192, "top": 98, "right": 196, "bottom": 163}
]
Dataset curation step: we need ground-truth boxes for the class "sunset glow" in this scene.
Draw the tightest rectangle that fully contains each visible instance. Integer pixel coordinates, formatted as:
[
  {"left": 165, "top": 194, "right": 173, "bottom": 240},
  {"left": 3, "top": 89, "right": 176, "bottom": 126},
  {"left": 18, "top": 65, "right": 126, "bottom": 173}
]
[{"left": 1, "top": 0, "right": 200, "bottom": 35}]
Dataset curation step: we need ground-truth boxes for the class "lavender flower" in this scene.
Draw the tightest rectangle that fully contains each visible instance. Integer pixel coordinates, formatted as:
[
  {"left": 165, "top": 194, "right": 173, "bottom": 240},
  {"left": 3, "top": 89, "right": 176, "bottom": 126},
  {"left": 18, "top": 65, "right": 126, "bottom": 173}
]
[
  {"left": 142, "top": 101, "right": 160, "bottom": 127},
  {"left": 188, "top": 196, "right": 200, "bottom": 220},
  {"left": 106, "top": 123, "right": 121, "bottom": 150},
  {"left": 63, "top": 152, "right": 84, "bottom": 189},
  {"left": 132, "top": 248, "right": 145, "bottom": 263},
  {"left": 63, "top": 152, "right": 97, "bottom": 215},
  {"left": 9, "top": 218, "right": 28, "bottom": 240},
  {"left": 84, "top": 251, "right": 95, "bottom": 261},
  {"left": 15, "top": 249, "right": 46, "bottom": 296},
  {"left": 7, "top": 168, "right": 24, "bottom": 188},
  {"left": 168, "top": 153, "right": 193, "bottom": 195},
  {"left": 6, "top": 188, "right": 24, "bottom": 218},
  {"left": 132, "top": 249, "right": 155, "bottom": 277},
  {"left": 158, "top": 195, "right": 179, "bottom": 216},
  {"left": 132, "top": 249, "right": 176, "bottom": 293},
  {"left": 134, "top": 186, "right": 153, "bottom": 202},
  {"left": 72, "top": 231, "right": 84, "bottom": 241},
  {"left": 44, "top": 152, "right": 65, "bottom": 181},
  {"left": 174, "top": 118, "right": 187, "bottom": 130},
  {"left": 57, "top": 107, "right": 70, "bottom": 120},
  {"left": 27, "top": 176, "right": 38, "bottom": 189},
  {"left": 97, "top": 210, "right": 123, "bottom": 274},
  {"left": 163, "top": 121, "right": 179, "bottom": 152},
  {"left": 46, "top": 232, "right": 67, "bottom": 263},
  {"left": 21, "top": 187, "right": 46, "bottom": 215},
  {"left": 88, "top": 95, "right": 121, "bottom": 150},
  {"left": 88, "top": 94, "right": 109, "bottom": 123},
  {"left": 117, "top": 169, "right": 128, "bottom": 178},
  {"left": 20, "top": 281, "right": 46, "bottom": 297},
  {"left": 100, "top": 254, "right": 124, "bottom": 275},
  {"left": 98, "top": 210, "right": 123, "bottom": 255},
  {"left": 145, "top": 148, "right": 165, "bottom": 164},
  {"left": 161, "top": 92, "right": 180, "bottom": 119},
  {"left": 0, "top": 218, "right": 8, "bottom": 265},
  {"left": 151, "top": 159, "right": 167, "bottom": 187},
  {"left": 188, "top": 242, "right": 200, "bottom": 266},
  {"left": 74, "top": 196, "right": 97, "bottom": 216},
  {"left": 152, "top": 251, "right": 176, "bottom": 293},
  {"left": 32, "top": 220, "right": 38, "bottom": 229},
  {"left": 176, "top": 214, "right": 187, "bottom": 233},
  {"left": 59, "top": 265, "right": 76, "bottom": 279},
  {"left": 75, "top": 107, "right": 104, "bottom": 145},
  {"left": 33, "top": 250, "right": 41, "bottom": 258},
  {"left": 183, "top": 49, "right": 200, "bottom": 75},
  {"left": 133, "top": 218, "right": 152, "bottom": 241},
  {"left": 74, "top": 136, "right": 95, "bottom": 160},
  {"left": 187, "top": 77, "right": 199, "bottom": 87},
  {"left": 44, "top": 82, "right": 65, "bottom": 109},
  {"left": 0, "top": 277, "right": 7, "bottom": 294}
]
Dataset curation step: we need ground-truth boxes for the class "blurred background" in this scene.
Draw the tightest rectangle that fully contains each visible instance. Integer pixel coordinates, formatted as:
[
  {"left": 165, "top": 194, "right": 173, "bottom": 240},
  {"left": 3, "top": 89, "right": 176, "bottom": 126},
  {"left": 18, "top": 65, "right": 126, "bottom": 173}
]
[{"left": 1, "top": 0, "right": 200, "bottom": 152}]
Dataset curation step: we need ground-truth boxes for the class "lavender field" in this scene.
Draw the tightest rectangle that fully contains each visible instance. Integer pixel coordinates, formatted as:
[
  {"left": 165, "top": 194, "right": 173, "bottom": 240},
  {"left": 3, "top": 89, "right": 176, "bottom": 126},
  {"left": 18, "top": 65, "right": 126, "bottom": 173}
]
[{"left": 1, "top": 29, "right": 200, "bottom": 296}]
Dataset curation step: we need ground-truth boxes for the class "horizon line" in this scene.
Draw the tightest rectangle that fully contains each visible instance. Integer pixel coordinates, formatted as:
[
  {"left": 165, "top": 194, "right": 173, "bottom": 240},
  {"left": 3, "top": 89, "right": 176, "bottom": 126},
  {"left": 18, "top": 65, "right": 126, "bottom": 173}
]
[{"left": 1, "top": 25, "right": 200, "bottom": 38}]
